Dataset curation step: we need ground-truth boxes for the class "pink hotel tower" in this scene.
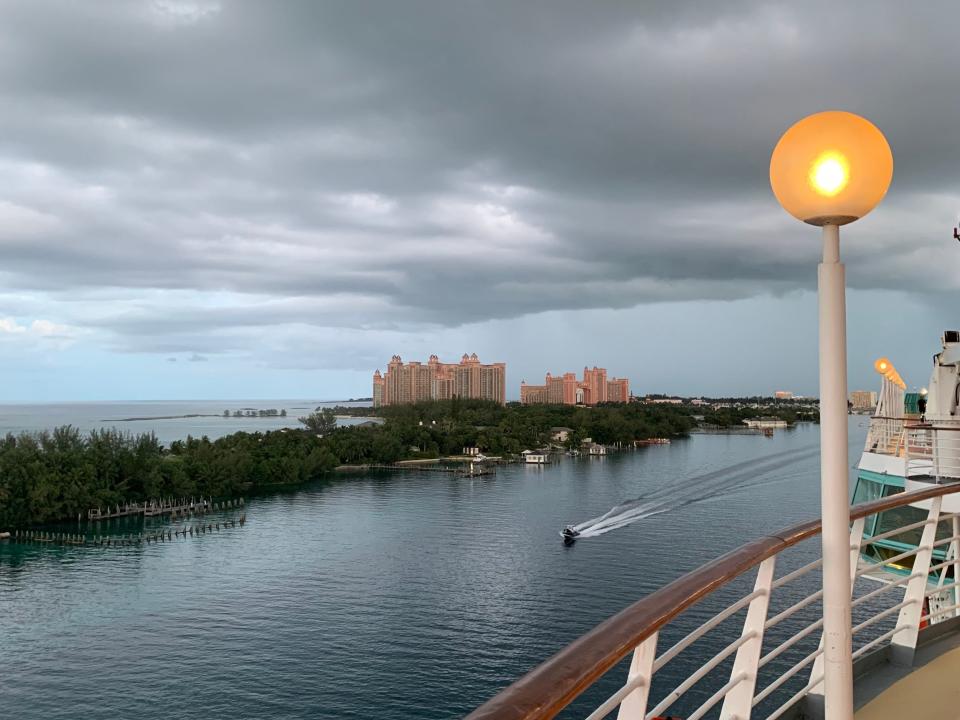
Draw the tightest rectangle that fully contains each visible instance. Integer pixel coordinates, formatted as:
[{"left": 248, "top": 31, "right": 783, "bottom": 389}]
[
  {"left": 372, "top": 354, "right": 506, "bottom": 407},
  {"left": 520, "top": 366, "right": 630, "bottom": 405}
]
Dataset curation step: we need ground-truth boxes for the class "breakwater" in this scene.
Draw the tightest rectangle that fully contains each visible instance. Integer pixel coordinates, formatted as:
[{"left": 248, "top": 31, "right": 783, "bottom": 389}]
[
  {"left": 85, "top": 497, "right": 243, "bottom": 521},
  {"left": 337, "top": 463, "right": 495, "bottom": 477},
  {"left": 10, "top": 514, "right": 246, "bottom": 546}
]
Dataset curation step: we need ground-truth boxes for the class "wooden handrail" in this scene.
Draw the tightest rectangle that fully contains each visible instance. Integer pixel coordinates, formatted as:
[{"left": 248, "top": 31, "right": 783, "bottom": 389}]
[{"left": 465, "top": 482, "right": 960, "bottom": 720}]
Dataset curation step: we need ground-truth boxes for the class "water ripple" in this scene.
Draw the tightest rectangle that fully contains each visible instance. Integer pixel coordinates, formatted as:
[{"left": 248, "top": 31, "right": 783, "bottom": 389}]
[{"left": 0, "top": 422, "right": 862, "bottom": 719}]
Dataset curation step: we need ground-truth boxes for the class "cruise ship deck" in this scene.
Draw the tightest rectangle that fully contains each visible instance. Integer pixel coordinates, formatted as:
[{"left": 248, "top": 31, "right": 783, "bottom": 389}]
[
  {"left": 854, "top": 616, "right": 960, "bottom": 719},
  {"left": 466, "top": 478, "right": 960, "bottom": 720}
]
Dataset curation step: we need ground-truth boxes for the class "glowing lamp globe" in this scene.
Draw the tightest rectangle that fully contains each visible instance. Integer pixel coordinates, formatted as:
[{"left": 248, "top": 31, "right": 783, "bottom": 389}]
[{"left": 770, "top": 111, "right": 893, "bottom": 226}]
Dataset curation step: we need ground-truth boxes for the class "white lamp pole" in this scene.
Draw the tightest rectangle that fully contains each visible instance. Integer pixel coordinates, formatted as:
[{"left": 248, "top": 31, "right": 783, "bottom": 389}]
[
  {"left": 770, "top": 110, "right": 893, "bottom": 720},
  {"left": 818, "top": 221, "right": 854, "bottom": 718}
]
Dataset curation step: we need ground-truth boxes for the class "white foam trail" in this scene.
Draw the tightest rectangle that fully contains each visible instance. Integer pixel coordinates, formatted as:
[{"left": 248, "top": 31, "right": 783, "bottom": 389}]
[
  {"left": 569, "top": 444, "right": 819, "bottom": 539},
  {"left": 577, "top": 503, "right": 673, "bottom": 537}
]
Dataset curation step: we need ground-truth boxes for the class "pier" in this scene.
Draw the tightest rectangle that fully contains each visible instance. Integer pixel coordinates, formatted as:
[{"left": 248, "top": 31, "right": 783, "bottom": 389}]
[
  {"left": 337, "top": 463, "right": 495, "bottom": 477},
  {"left": 9, "top": 509, "right": 247, "bottom": 547},
  {"left": 84, "top": 496, "right": 241, "bottom": 521}
]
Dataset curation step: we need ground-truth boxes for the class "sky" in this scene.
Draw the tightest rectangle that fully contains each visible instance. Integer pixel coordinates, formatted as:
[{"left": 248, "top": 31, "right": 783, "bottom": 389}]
[{"left": 0, "top": 1, "right": 958, "bottom": 402}]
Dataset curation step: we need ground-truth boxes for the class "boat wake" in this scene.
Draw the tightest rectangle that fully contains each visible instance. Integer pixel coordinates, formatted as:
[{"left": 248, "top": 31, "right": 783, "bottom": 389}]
[{"left": 571, "top": 445, "right": 819, "bottom": 539}]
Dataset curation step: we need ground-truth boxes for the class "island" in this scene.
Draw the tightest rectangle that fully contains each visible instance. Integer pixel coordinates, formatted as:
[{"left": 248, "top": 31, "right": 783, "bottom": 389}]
[{"left": 0, "top": 398, "right": 816, "bottom": 529}]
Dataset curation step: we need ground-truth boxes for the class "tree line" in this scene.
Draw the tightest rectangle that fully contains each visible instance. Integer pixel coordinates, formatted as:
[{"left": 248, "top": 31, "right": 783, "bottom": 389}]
[{"left": 0, "top": 399, "right": 808, "bottom": 529}]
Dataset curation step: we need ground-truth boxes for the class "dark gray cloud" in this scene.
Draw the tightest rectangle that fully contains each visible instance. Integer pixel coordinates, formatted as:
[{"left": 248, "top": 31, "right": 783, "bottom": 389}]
[{"left": 0, "top": 0, "right": 958, "bottom": 361}]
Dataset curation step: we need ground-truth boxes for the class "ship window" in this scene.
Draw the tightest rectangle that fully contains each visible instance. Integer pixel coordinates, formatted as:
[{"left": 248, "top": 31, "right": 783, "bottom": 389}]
[
  {"left": 852, "top": 478, "right": 883, "bottom": 505},
  {"left": 853, "top": 478, "right": 885, "bottom": 535},
  {"left": 874, "top": 505, "right": 927, "bottom": 547},
  {"left": 873, "top": 503, "right": 954, "bottom": 545}
]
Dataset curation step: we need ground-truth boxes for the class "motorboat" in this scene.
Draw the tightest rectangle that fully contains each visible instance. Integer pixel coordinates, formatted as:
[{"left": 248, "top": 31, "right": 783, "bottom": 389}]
[
  {"left": 470, "top": 337, "right": 960, "bottom": 720},
  {"left": 560, "top": 526, "right": 580, "bottom": 543}
]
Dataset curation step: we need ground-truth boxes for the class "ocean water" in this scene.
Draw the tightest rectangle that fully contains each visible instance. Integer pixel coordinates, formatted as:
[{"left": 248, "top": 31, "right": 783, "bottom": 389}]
[
  {"left": 0, "top": 419, "right": 871, "bottom": 719},
  {"left": 0, "top": 399, "right": 374, "bottom": 445}
]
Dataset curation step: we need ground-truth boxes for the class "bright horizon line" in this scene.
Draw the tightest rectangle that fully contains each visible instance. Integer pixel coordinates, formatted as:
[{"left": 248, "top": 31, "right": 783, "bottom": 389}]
[{"left": 0, "top": 393, "right": 818, "bottom": 405}]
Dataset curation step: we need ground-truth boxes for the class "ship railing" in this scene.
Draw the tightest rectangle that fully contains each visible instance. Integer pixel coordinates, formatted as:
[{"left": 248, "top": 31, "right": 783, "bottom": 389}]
[
  {"left": 863, "top": 416, "right": 906, "bottom": 456},
  {"left": 466, "top": 483, "right": 960, "bottom": 720},
  {"left": 906, "top": 419, "right": 960, "bottom": 481}
]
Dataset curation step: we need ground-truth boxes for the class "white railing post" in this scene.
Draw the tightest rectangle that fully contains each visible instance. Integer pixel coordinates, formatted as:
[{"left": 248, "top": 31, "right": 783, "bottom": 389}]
[
  {"left": 933, "top": 427, "right": 941, "bottom": 481},
  {"left": 616, "top": 632, "right": 658, "bottom": 720},
  {"left": 808, "top": 517, "right": 864, "bottom": 711},
  {"left": 720, "top": 556, "right": 776, "bottom": 720},
  {"left": 890, "top": 496, "right": 941, "bottom": 666},
  {"left": 953, "top": 515, "right": 960, "bottom": 619}
]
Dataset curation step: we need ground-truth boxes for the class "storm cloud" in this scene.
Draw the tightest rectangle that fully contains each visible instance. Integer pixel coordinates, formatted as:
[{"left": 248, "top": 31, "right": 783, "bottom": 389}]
[{"left": 0, "top": 1, "right": 958, "bottom": 393}]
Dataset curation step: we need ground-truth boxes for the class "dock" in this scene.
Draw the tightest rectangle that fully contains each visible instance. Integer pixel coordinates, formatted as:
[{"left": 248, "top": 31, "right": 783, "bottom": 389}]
[
  {"left": 10, "top": 510, "right": 247, "bottom": 547},
  {"left": 336, "top": 463, "right": 495, "bottom": 477},
  {"left": 84, "top": 496, "right": 241, "bottom": 521}
]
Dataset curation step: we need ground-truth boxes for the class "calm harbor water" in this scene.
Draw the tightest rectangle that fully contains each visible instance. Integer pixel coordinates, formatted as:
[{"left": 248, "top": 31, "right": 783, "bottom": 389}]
[
  {"left": 0, "top": 399, "right": 374, "bottom": 445},
  {"left": 0, "top": 418, "right": 869, "bottom": 719}
]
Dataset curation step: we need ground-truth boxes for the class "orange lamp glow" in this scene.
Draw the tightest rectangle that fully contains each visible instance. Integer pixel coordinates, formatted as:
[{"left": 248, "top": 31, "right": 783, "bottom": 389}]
[
  {"left": 770, "top": 111, "right": 893, "bottom": 226},
  {"left": 873, "top": 357, "right": 905, "bottom": 389}
]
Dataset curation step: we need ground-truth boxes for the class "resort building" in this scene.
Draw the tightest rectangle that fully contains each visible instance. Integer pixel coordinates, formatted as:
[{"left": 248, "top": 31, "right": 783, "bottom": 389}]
[
  {"left": 372, "top": 353, "right": 506, "bottom": 407},
  {"left": 520, "top": 366, "right": 630, "bottom": 406},
  {"left": 850, "top": 389, "right": 879, "bottom": 410},
  {"left": 607, "top": 377, "right": 630, "bottom": 403},
  {"left": 774, "top": 390, "right": 794, "bottom": 399},
  {"left": 551, "top": 427, "right": 573, "bottom": 443},
  {"left": 743, "top": 417, "right": 788, "bottom": 429}
]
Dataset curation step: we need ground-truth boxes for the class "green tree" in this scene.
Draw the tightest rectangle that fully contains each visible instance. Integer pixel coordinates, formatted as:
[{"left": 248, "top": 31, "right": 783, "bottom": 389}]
[{"left": 299, "top": 408, "right": 337, "bottom": 435}]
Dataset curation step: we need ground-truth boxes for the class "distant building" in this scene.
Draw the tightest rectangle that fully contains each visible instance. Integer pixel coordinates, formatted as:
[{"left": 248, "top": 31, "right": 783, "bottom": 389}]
[
  {"left": 520, "top": 366, "right": 630, "bottom": 406},
  {"left": 774, "top": 390, "right": 794, "bottom": 399},
  {"left": 647, "top": 397, "right": 683, "bottom": 405},
  {"left": 607, "top": 377, "right": 630, "bottom": 403},
  {"left": 522, "top": 450, "right": 548, "bottom": 464},
  {"left": 850, "top": 390, "right": 879, "bottom": 411},
  {"left": 373, "top": 353, "right": 506, "bottom": 407},
  {"left": 743, "top": 417, "right": 788, "bottom": 429},
  {"left": 551, "top": 427, "right": 573, "bottom": 443}
]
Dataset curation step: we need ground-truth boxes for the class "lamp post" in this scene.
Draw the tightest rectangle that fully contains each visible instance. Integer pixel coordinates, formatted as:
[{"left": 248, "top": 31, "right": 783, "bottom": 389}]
[{"left": 770, "top": 111, "right": 893, "bottom": 720}]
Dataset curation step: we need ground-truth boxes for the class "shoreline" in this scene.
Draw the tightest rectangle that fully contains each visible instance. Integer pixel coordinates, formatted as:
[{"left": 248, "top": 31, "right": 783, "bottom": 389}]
[
  {"left": 102, "top": 414, "right": 381, "bottom": 423},
  {"left": 2, "top": 399, "right": 795, "bottom": 532},
  {"left": 105, "top": 413, "right": 223, "bottom": 422}
]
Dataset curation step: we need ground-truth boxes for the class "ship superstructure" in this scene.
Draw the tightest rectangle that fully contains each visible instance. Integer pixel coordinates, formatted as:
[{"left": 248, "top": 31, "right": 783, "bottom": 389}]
[
  {"left": 854, "top": 334, "right": 960, "bottom": 599},
  {"left": 467, "top": 332, "right": 960, "bottom": 720}
]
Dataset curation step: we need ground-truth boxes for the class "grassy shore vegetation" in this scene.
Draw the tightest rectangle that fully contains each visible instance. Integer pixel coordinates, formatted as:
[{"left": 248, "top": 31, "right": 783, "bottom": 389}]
[
  {"left": 0, "top": 399, "right": 810, "bottom": 529},
  {"left": 698, "top": 405, "right": 819, "bottom": 428}
]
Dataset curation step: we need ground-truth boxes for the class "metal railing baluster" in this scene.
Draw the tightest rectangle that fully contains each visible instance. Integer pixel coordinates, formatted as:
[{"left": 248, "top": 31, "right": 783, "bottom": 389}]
[
  {"left": 720, "top": 557, "right": 776, "bottom": 719},
  {"left": 615, "top": 632, "right": 657, "bottom": 720},
  {"left": 891, "top": 496, "right": 942, "bottom": 666}
]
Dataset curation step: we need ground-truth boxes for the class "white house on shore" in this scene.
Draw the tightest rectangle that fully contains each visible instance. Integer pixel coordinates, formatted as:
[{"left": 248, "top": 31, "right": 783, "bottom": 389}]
[
  {"left": 521, "top": 450, "right": 547, "bottom": 464},
  {"left": 743, "top": 417, "right": 788, "bottom": 429},
  {"left": 551, "top": 427, "right": 573, "bottom": 443}
]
